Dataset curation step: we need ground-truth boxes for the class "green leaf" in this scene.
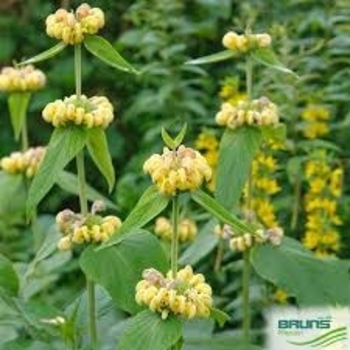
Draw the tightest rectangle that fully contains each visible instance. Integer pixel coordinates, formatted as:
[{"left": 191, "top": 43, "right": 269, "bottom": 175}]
[
  {"left": 215, "top": 127, "right": 262, "bottom": 210},
  {"left": 191, "top": 189, "right": 254, "bottom": 234},
  {"left": 210, "top": 308, "right": 230, "bottom": 327},
  {"left": 118, "top": 310, "right": 182, "bottom": 350},
  {"left": 260, "top": 124, "right": 286, "bottom": 142},
  {"left": 179, "top": 220, "right": 219, "bottom": 266},
  {"left": 86, "top": 128, "right": 115, "bottom": 192},
  {"left": 251, "top": 49, "right": 298, "bottom": 77},
  {"left": 56, "top": 171, "right": 117, "bottom": 210},
  {"left": 84, "top": 35, "right": 139, "bottom": 74},
  {"left": 251, "top": 237, "right": 350, "bottom": 305},
  {"left": 27, "top": 126, "right": 87, "bottom": 218},
  {"left": 161, "top": 124, "right": 187, "bottom": 150},
  {"left": 0, "top": 254, "right": 19, "bottom": 296},
  {"left": 19, "top": 42, "right": 67, "bottom": 65},
  {"left": 186, "top": 50, "right": 235, "bottom": 65},
  {"left": 286, "top": 156, "right": 304, "bottom": 184},
  {"left": 102, "top": 186, "right": 169, "bottom": 248},
  {"left": 184, "top": 335, "right": 264, "bottom": 350},
  {"left": 80, "top": 230, "right": 168, "bottom": 314},
  {"left": 7, "top": 92, "right": 31, "bottom": 140}
]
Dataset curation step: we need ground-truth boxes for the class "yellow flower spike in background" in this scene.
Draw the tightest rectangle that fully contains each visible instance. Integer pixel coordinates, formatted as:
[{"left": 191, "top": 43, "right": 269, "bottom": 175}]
[
  {"left": 45, "top": 3, "right": 105, "bottom": 45},
  {"left": 195, "top": 130, "right": 219, "bottom": 192},
  {"left": 0, "top": 147, "right": 46, "bottom": 177},
  {"left": 56, "top": 202, "right": 122, "bottom": 250},
  {"left": 143, "top": 145, "right": 212, "bottom": 195},
  {"left": 42, "top": 94, "right": 114, "bottom": 128},
  {"left": 216, "top": 97, "right": 279, "bottom": 130},
  {"left": 244, "top": 141, "right": 282, "bottom": 228},
  {"left": 155, "top": 216, "right": 197, "bottom": 242},
  {"left": 0, "top": 65, "right": 46, "bottom": 93},
  {"left": 302, "top": 151, "right": 343, "bottom": 256},
  {"left": 301, "top": 104, "right": 330, "bottom": 139},
  {"left": 135, "top": 265, "right": 213, "bottom": 320},
  {"left": 219, "top": 77, "right": 247, "bottom": 106}
]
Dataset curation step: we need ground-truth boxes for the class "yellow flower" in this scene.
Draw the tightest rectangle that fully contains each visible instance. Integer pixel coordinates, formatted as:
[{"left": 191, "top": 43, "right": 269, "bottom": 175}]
[
  {"left": 272, "top": 289, "right": 289, "bottom": 304},
  {"left": 136, "top": 266, "right": 212, "bottom": 320},
  {"left": 216, "top": 97, "right": 278, "bottom": 130},
  {"left": 0, "top": 147, "right": 46, "bottom": 177},
  {"left": 301, "top": 105, "right": 331, "bottom": 139},
  {"left": 222, "top": 31, "right": 272, "bottom": 52},
  {"left": 42, "top": 94, "right": 114, "bottom": 128},
  {"left": 144, "top": 145, "right": 212, "bottom": 195},
  {"left": 0, "top": 65, "right": 46, "bottom": 92},
  {"left": 251, "top": 198, "right": 278, "bottom": 228},
  {"left": 155, "top": 217, "right": 197, "bottom": 243},
  {"left": 45, "top": 3, "right": 105, "bottom": 45},
  {"left": 56, "top": 208, "right": 122, "bottom": 250},
  {"left": 195, "top": 133, "right": 219, "bottom": 152}
]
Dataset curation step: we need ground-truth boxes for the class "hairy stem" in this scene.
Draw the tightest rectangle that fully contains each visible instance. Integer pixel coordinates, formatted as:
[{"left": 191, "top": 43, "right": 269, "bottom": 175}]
[
  {"left": 242, "top": 249, "right": 251, "bottom": 343},
  {"left": 242, "top": 55, "right": 254, "bottom": 343},
  {"left": 75, "top": 44, "right": 82, "bottom": 99},
  {"left": 21, "top": 115, "right": 29, "bottom": 151},
  {"left": 75, "top": 42, "right": 97, "bottom": 348},
  {"left": 171, "top": 195, "right": 180, "bottom": 279},
  {"left": 291, "top": 171, "right": 301, "bottom": 231}
]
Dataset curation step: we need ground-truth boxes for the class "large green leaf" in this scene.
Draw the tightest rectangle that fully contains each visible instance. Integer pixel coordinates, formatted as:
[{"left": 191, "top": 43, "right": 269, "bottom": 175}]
[
  {"left": 7, "top": 92, "right": 31, "bottom": 140},
  {"left": 80, "top": 230, "right": 168, "bottom": 314},
  {"left": 18, "top": 42, "right": 66, "bottom": 65},
  {"left": 191, "top": 190, "right": 254, "bottom": 234},
  {"left": 103, "top": 186, "right": 169, "bottom": 248},
  {"left": 186, "top": 50, "right": 235, "bottom": 65},
  {"left": 84, "top": 35, "right": 138, "bottom": 74},
  {"left": 27, "top": 126, "right": 87, "bottom": 218},
  {"left": 184, "top": 336, "right": 264, "bottom": 350},
  {"left": 251, "top": 237, "right": 350, "bottom": 305},
  {"left": 118, "top": 310, "right": 182, "bottom": 350},
  {"left": 215, "top": 127, "right": 262, "bottom": 210},
  {"left": 0, "top": 254, "right": 19, "bottom": 296},
  {"left": 56, "top": 171, "right": 117, "bottom": 209},
  {"left": 86, "top": 128, "right": 115, "bottom": 192},
  {"left": 179, "top": 220, "right": 219, "bottom": 266},
  {"left": 251, "top": 49, "right": 298, "bottom": 77}
]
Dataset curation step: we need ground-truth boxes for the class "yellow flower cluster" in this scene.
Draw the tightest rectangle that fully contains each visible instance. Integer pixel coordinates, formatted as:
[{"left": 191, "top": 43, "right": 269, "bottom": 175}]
[
  {"left": 301, "top": 104, "right": 330, "bottom": 139},
  {"left": 303, "top": 152, "right": 343, "bottom": 256},
  {"left": 56, "top": 208, "right": 122, "bottom": 250},
  {"left": 248, "top": 145, "right": 282, "bottom": 228},
  {"left": 215, "top": 224, "right": 283, "bottom": 251},
  {"left": 195, "top": 131, "right": 219, "bottom": 192},
  {"left": 222, "top": 31, "right": 272, "bottom": 53},
  {"left": 155, "top": 217, "right": 197, "bottom": 242},
  {"left": 216, "top": 97, "right": 278, "bottom": 130},
  {"left": 42, "top": 94, "right": 114, "bottom": 128},
  {"left": 143, "top": 145, "right": 212, "bottom": 195},
  {"left": 0, "top": 147, "right": 46, "bottom": 178},
  {"left": 219, "top": 77, "right": 247, "bottom": 106},
  {"left": 135, "top": 266, "right": 212, "bottom": 320},
  {"left": 46, "top": 3, "right": 105, "bottom": 45},
  {"left": 0, "top": 65, "right": 46, "bottom": 92}
]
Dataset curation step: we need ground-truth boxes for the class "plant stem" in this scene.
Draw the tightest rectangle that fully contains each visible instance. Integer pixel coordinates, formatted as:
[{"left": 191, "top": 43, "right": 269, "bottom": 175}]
[
  {"left": 21, "top": 115, "right": 29, "bottom": 151},
  {"left": 171, "top": 195, "right": 180, "bottom": 278},
  {"left": 291, "top": 171, "right": 301, "bottom": 232},
  {"left": 75, "top": 42, "right": 97, "bottom": 348},
  {"left": 246, "top": 56, "right": 253, "bottom": 102},
  {"left": 214, "top": 239, "right": 224, "bottom": 273},
  {"left": 87, "top": 278, "right": 97, "bottom": 348},
  {"left": 76, "top": 151, "right": 88, "bottom": 215},
  {"left": 74, "top": 44, "right": 82, "bottom": 99},
  {"left": 242, "top": 55, "right": 254, "bottom": 343},
  {"left": 242, "top": 249, "right": 251, "bottom": 343}
]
